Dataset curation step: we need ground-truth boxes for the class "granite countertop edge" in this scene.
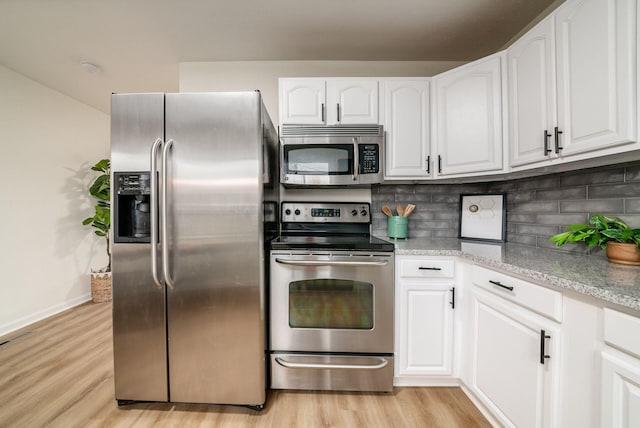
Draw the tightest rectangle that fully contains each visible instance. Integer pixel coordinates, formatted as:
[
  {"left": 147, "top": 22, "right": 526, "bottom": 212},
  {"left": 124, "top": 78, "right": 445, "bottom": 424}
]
[{"left": 390, "top": 239, "right": 640, "bottom": 313}]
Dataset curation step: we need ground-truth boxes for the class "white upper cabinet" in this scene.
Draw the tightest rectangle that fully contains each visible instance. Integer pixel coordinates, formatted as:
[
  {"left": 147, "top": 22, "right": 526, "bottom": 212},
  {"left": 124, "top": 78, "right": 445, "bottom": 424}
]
[
  {"left": 508, "top": 0, "right": 637, "bottom": 169},
  {"left": 327, "top": 79, "right": 379, "bottom": 124},
  {"left": 555, "top": 0, "right": 636, "bottom": 156},
  {"left": 382, "top": 79, "right": 431, "bottom": 178},
  {"left": 279, "top": 78, "right": 378, "bottom": 126},
  {"left": 279, "top": 78, "right": 326, "bottom": 125},
  {"left": 508, "top": 15, "right": 558, "bottom": 167},
  {"left": 433, "top": 52, "right": 505, "bottom": 176}
]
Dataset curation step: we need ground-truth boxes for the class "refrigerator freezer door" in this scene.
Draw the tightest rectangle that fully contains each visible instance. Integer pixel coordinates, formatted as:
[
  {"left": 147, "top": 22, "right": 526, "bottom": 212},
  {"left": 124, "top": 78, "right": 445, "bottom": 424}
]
[
  {"left": 111, "top": 93, "right": 168, "bottom": 402},
  {"left": 164, "top": 92, "right": 266, "bottom": 405}
]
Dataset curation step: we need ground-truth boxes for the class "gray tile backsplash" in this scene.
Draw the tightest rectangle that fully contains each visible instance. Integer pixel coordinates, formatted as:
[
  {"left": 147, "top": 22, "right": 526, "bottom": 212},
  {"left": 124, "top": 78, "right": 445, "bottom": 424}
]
[{"left": 372, "top": 161, "right": 640, "bottom": 255}]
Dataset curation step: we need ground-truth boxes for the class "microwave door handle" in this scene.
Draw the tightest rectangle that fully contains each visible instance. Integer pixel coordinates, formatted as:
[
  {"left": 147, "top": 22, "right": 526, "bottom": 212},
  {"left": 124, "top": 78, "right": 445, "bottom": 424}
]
[
  {"left": 150, "top": 138, "right": 163, "bottom": 289},
  {"left": 352, "top": 137, "right": 358, "bottom": 181}
]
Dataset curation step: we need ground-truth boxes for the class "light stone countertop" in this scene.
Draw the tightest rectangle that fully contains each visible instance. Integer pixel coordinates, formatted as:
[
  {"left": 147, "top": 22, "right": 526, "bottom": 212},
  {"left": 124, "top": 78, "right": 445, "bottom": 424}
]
[{"left": 383, "top": 236, "right": 640, "bottom": 313}]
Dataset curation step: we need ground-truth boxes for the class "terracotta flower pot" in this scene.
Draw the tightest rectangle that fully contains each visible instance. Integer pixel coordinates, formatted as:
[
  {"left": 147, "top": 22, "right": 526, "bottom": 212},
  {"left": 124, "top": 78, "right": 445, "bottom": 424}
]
[{"left": 605, "top": 242, "right": 640, "bottom": 266}]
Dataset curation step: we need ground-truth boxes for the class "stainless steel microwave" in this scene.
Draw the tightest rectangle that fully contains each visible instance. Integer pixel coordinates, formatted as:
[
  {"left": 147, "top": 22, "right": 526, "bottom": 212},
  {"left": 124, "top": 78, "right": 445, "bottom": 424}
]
[{"left": 279, "top": 125, "right": 384, "bottom": 186}]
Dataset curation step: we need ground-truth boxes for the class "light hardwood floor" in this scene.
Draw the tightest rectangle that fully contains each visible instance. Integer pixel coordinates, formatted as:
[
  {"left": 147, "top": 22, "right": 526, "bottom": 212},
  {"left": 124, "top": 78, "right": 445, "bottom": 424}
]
[{"left": 0, "top": 302, "right": 491, "bottom": 427}]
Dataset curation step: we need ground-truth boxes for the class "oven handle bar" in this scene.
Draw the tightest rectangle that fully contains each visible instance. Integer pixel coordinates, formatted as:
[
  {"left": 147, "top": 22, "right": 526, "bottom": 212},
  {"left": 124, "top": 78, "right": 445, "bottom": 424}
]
[
  {"left": 274, "top": 258, "right": 389, "bottom": 267},
  {"left": 275, "top": 356, "right": 389, "bottom": 370}
]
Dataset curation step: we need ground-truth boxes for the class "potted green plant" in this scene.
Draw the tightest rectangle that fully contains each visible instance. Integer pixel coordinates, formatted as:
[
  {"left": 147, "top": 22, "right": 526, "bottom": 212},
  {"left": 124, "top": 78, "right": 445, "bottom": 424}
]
[
  {"left": 82, "top": 159, "right": 112, "bottom": 302},
  {"left": 549, "top": 214, "right": 640, "bottom": 265}
]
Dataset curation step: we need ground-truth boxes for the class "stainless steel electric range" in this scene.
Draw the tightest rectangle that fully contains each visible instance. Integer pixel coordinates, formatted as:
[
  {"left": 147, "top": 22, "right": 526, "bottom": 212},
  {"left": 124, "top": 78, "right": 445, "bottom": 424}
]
[{"left": 269, "top": 201, "right": 394, "bottom": 392}]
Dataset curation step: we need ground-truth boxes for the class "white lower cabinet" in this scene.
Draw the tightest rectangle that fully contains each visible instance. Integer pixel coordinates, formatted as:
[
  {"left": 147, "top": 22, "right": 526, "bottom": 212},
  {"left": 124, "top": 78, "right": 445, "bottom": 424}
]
[
  {"left": 470, "top": 287, "right": 560, "bottom": 428},
  {"left": 601, "top": 308, "right": 640, "bottom": 428},
  {"left": 394, "top": 256, "right": 456, "bottom": 385}
]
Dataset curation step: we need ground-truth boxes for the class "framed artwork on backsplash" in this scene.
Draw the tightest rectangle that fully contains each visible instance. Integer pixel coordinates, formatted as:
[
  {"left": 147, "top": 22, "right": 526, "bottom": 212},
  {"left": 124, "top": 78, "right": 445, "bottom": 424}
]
[{"left": 459, "top": 193, "right": 507, "bottom": 242}]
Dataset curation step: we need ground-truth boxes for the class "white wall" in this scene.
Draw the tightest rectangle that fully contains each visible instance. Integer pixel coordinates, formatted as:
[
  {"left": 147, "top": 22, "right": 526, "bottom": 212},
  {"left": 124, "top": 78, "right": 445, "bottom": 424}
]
[
  {"left": 179, "top": 60, "right": 466, "bottom": 125},
  {"left": 0, "top": 65, "right": 110, "bottom": 336}
]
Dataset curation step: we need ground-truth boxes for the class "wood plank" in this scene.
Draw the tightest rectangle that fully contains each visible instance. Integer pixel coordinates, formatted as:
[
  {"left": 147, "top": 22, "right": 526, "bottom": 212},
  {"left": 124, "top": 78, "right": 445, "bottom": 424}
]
[{"left": 0, "top": 302, "right": 491, "bottom": 427}]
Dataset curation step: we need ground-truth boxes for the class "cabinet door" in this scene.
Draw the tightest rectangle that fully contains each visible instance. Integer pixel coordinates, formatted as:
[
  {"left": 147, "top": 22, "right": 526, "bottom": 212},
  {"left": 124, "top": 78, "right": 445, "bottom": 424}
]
[
  {"left": 554, "top": 0, "right": 636, "bottom": 156},
  {"left": 471, "top": 288, "right": 557, "bottom": 428},
  {"left": 508, "top": 15, "right": 558, "bottom": 167},
  {"left": 327, "top": 79, "right": 378, "bottom": 124},
  {"left": 279, "top": 78, "right": 326, "bottom": 125},
  {"left": 396, "top": 281, "right": 454, "bottom": 376},
  {"left": 383, "top": 79, "right": 431, "bottom": 178},
  {"left": 601, "top": 351, "right": 640, "bottom": 428},
  {"left": 434, "top": 54, "right": 504, "bottom": 176}
]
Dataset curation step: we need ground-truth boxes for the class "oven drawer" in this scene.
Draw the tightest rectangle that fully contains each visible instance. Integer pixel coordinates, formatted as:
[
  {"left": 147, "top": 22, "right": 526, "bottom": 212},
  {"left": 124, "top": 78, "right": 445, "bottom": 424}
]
[
  {"left": 270, "top": 353, "right": 394, "bottom": 392},
  {"left": 399, "top": 258, "right": 455, "bottom": 279}
]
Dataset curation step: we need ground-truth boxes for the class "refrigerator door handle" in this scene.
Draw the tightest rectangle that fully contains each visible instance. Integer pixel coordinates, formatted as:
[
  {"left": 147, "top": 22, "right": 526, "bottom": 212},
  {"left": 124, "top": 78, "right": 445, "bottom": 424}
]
[
  {"left": 161, "top": 138, "right": 175, "bottom": 290},
  {"left": 150, "top": 138, "right": 164, "bottom": 289}
]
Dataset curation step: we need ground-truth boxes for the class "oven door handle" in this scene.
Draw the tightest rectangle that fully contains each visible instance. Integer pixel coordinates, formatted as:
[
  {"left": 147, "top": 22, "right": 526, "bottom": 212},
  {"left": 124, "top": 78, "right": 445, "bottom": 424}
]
[
  {"left": 275, "top": 356, "right": 389, "bottom": 370},
  {"left": 274, "top": 258, "right": 389, "bottom": 267}
]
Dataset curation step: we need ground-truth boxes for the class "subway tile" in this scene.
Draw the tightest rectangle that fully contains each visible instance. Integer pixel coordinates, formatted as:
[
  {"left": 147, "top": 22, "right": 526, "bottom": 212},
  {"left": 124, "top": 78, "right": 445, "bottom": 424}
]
[
  {"left": 588, "top": 183, "right": 640, "bottom": 199},
  {"left": 535, "top": 187, "right": 586, "bottom": 201},
  {"left": 507, "top": 235, "right": 538, "bottom": 246},
  {"left": 625, "top": 199, "right": 640, "bottom": 213},
  {"left": 432, "top": 229, "right": 460, "bottom": 238},
  {"left": 417, "top": 202, "right": 457, "bottom": 212},
  {"left": 374, "top": 185, "right": 399, "bottom": 194},
  {"left": 514, "top": 201, "right": 559, "bottom": 213},
  {"left": 415, "top": 184, "right": 451, "bottom": 194},
  {"left": 560, "top": 168, "right": 625, "bottom": 186},
  {"left": 397, "top": 193, "right": 431, "bottom": 202},
  {"left": 516, "top": 224, "right": 560, "bottom": 236},
  {"left": 616, "top": 214, "right": 640, "bottom": 228},
  {"left": 517, "top": 176, "right": 560, "bottom": 190},
  {"left": 408, "top": 230, "right": 432, "bottom": 238},
  {"left": 432, "top": 211, "right": 460, "bottom": 221},
  {"left": 411, "top": 220, "right": 452, "bottom": 230},
  {"left": 432, "top": 194, "right": 462, "bottom": 203},
  {"left": 560, "top": 199, "right": 624, "bottom": 213},
  {"left": 506, "top": 213, "right": 538, "bottom": 223},
  {"left": 625, "top": 164, "right": 640, "bottom": 182},
  {"left": 506, "top": 191, "right": 536, "bottom": 203},
  {"left": 536, "top": 213, "right": 589, "bottom": 225}
]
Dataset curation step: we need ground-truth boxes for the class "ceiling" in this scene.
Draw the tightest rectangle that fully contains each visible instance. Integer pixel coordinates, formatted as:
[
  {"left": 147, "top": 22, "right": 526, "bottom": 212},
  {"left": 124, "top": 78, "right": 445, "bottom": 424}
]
[{"left": 0, "top": 0, "right": 559, "bottom": 113}]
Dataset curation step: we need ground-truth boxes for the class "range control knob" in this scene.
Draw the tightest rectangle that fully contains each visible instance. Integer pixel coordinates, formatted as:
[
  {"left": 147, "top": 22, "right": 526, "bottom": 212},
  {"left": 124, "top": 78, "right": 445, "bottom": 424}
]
[
  {"left": 351, "top": 209, "right": 358, "bottom": 216},
  {"left": 360, "top": 209, "right": 368, "bottom": 217},
  {"left": 284, "top": 209, "right": 291, "bottom": 216},
  {"left": 294, "top": 209, "right": 301, "bottom": 216}
]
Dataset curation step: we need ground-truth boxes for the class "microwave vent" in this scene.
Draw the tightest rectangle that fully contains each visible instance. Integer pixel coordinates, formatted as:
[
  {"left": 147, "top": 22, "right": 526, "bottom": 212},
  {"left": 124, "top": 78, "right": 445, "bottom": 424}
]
[{"left": 280, "top": 125, "right": 383, "bottom": 138}]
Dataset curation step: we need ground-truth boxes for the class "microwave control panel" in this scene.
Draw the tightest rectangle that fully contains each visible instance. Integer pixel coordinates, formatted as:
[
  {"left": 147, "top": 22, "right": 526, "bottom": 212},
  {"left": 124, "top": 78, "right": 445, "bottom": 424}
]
[{"left": 359, "top": 144, "right": 380, "bottom": 174}]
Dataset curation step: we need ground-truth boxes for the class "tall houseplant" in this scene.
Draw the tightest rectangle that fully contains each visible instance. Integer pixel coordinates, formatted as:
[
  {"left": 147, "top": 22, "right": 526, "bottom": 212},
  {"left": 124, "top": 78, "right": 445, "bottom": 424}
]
[
  {"left": 549, "top": 215, "right": 640, "bottom": 265},
  {"left": 82, "top": 159, "right": 112, "bottom": 301}
]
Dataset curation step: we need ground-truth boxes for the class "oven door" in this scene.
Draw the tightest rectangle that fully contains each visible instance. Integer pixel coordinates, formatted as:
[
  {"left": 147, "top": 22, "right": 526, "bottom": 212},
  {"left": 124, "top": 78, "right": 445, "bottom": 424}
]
[{"left": 270, "top": 251, "right": 394, "bottom": 354}]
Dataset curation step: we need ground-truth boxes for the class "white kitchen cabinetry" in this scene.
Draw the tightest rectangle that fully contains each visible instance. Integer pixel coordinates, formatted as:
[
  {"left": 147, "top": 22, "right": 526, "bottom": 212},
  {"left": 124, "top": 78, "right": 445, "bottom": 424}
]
[
  {"left": 381, "top": 79, "right": 431, "bottom": 178},
  {"left": 469, "top": 266, "right": 561, "bottom": 428},
  {"left": 508, "top": 0, "right": 637, "bottom": 169},
  {"left": 601, "top": 308, "right": 640, "bottom": 428},
  {"left": 279, "top": 78, "right": 378, "bottom": 126},
  {"left": 395, "top": 256, "right": 456, "bottom": 385},
  {"left": 433, "top": 52, "right": 505, "bottom": 177},
  {"left": 507, "top": 15, "right": 557, "bottom": 167}
]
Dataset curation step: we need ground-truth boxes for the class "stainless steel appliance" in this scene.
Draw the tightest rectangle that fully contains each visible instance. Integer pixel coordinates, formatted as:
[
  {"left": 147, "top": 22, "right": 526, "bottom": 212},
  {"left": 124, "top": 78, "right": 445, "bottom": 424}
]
[
  {"left": 280, "top": 125, "right": 384, "bottom": 186},
  {"left": 269, "top": 202, "right": 394, "bottom": 392},
  {"left": 110, "top": 92, "right": 278, "bottom": 409}
]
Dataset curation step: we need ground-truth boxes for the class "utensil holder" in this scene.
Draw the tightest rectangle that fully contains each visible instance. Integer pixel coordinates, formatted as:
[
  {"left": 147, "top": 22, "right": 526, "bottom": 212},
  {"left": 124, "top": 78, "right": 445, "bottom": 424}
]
[{"left": 387, "top": 216, "right": 408, "bottom": 239}]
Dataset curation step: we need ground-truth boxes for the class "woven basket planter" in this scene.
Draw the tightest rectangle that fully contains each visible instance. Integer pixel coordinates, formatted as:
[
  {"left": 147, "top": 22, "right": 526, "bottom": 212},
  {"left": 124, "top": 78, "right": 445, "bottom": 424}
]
[{"left": 91, "top": 271, "right": 112, "bottom": 303}]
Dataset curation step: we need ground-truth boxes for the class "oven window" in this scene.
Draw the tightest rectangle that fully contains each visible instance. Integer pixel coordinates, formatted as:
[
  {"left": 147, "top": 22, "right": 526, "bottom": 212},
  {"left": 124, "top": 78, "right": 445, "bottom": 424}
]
[
  {"left": 289, "top": 279, "right": 373, "bottom": 329},
  {"left": 284, "top": 145, "right": 353, "bottom": 175}
]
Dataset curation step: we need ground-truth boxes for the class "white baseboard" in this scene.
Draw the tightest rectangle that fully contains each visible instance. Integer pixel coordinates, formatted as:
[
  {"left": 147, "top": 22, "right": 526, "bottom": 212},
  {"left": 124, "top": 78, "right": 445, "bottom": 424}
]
[
  {"left": 394, "top": 376, "right": 461, "bottom": 387},
  {"left": 0, "top": 293, "right": 92, "bottom": 338},
  {"left": 459, "top": 383, "right": 503, "bottom": 428}
]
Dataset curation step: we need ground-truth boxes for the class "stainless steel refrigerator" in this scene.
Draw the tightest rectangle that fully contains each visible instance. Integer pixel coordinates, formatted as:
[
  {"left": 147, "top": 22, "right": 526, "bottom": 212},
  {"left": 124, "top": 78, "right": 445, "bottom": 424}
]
[{"left": 110, "top": 92, "right": 278, "bottom": 409}]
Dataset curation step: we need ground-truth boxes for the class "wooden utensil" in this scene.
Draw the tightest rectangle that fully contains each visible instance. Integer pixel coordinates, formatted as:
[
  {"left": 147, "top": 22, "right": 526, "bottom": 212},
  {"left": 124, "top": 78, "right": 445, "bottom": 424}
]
[
  {"left": 404, "top": 204, "right": 416, "bottom": 217},
  {"left": 381, "top": 205, "right": 393, "bottom": 217},
  {"left": 396, "top": 204, "right": 405, "bottom": 217}
]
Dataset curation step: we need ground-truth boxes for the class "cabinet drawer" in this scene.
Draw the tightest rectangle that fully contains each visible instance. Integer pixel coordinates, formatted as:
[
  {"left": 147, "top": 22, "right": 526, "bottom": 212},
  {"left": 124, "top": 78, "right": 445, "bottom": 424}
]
[
  {"left": 604, "top": 308, "right": 640, "bottom": 359},
  {"left": 471, "top": 265, "right": 562, "bottom": 322},
  {"left": 399, "top": 258, "right": 455, "bottom": 279}
]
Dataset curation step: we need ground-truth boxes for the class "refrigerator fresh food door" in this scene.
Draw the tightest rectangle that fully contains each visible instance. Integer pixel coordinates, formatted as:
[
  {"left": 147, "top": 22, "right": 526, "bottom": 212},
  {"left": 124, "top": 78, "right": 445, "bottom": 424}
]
[
  {"left": 164, "top": 92, "right": 266, "bottom": 405},
  {"left": 111, "top": 93, "right": 168, "bottom": 402}
]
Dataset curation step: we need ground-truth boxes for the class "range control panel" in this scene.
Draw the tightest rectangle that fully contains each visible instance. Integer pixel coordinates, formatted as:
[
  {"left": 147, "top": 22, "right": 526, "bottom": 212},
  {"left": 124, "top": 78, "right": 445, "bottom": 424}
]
[{"left": 281, "top": 202, "right": 370, "bottom": 223}]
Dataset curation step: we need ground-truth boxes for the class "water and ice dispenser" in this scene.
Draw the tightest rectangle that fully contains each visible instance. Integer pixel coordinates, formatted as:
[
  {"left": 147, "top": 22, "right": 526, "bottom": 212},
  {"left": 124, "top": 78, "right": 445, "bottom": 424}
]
[{"left": 114, "top": 172, "right": 151, "bottom": 243}]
